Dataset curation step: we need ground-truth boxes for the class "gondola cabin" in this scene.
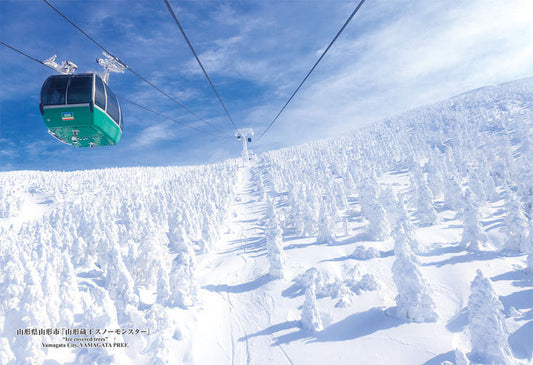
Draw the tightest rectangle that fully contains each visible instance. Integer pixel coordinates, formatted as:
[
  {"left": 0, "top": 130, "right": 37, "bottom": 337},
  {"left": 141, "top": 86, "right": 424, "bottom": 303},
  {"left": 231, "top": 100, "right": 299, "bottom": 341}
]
[{"left": 39, "top": 73, "right": 122, "bottom": 147}]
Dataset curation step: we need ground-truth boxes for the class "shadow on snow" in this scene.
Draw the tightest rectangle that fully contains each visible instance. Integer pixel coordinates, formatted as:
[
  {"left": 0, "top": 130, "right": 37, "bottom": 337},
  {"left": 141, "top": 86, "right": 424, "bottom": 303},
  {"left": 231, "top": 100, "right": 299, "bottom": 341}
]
[
  {"left": 203, "top": 274, "right": 273, "bottom": 294},
  {"left": 422, "top": 351, "right": 455, "bottom": 365},
  {"left": 423, "top": 251, "right": 501, "bottom": 268},
  {"left": 240, "top": 308, "right": 404, "bottom": 346}
]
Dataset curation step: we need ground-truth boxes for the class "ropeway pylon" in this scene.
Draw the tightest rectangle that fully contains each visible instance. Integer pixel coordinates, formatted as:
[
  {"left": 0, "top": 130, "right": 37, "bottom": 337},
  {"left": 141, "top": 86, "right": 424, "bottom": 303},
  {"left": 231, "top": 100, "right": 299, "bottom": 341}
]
[{"left": 235, "top": 128, "right": 254, "bottom": 165}]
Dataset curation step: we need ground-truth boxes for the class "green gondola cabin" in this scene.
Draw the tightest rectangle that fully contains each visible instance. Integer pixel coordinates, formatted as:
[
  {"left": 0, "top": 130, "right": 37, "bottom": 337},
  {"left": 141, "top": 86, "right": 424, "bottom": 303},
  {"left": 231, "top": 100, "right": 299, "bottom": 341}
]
[{"left": 39, "top": 73, "right": 123, "bottom": 147}]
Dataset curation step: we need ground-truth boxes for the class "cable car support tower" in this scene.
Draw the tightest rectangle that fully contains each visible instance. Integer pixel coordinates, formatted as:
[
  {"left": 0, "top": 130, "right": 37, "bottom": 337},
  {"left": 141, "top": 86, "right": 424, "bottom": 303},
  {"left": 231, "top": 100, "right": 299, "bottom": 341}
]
[{"left": 235, "top": 128, "right": 254, "bottom": 165}]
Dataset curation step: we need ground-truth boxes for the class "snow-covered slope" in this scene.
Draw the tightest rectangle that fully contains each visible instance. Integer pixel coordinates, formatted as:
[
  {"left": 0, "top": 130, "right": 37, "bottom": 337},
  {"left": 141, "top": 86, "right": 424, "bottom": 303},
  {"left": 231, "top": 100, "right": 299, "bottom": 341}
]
[{"left": 1, "top": 78, "right": 532, "bottom": 364}]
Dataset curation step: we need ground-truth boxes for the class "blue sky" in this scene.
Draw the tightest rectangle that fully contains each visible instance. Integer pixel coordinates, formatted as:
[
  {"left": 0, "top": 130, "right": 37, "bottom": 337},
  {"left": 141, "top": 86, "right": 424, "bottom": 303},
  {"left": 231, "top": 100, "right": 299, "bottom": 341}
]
[{"left": 1, "top": 0, "right": 532, "bottom": 171}]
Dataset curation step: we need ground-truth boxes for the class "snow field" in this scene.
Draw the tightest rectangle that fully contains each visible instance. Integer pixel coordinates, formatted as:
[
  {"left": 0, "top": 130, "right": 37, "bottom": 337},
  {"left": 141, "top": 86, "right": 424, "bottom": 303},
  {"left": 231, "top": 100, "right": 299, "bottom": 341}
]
[{"left": 0, "top": 78, "right": 532, "bottom": 364}]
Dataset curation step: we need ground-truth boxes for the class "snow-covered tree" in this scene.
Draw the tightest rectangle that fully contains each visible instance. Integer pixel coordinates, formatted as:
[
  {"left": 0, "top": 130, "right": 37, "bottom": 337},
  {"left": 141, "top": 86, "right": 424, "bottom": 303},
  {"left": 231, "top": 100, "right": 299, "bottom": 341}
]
[
  {"left": 0, "top": 338, "right": 15, "bottom": 365},
  {"left": 378, "top": 186, "right": 398, "bottom": 226},
  {"left": 467, "top": 171, "right": 487, "bottom": 205},
  {"left": 357, "top": 178, "right": 390, "bottom": 240},
  {"left": 501, "top": 190, "right": 529, "bottom": 253},
  {"left": 425, "top": 161, "right": 444, "bottom": 200},
  {"left": 301, "top": 201, "right": 317, "bottom": 237},
  {"left": 468, "top": 270, "right": 514, "bottom": 364},
  {"left": 0, "top": 253, "right": 25, "bottom": 315},
  {"left": 169, "top": 225, "right": 193, "bottom": 253},
  {"left": 106, "top": 246, "right": 139, "bottom": 320},
  {"left": 460, "top": 190, "right": 488, "bottom": 252},
  {"left": 264, "top": 199, "right": 287, "bottom": 279},
  {"left": 352, "top": 245, "right": 380, "bottom": 260},
  {"left": 365, "top": 201, "right": 390, "bottom": 241},
  {"left": 526, "top": 221, "right": 533, "bottom": 272},
  {"left": 59, "top": 253, "right": 80, "bottom": 326},
  {"left": 358, "top": 176, "right": 379, "bottom": 218},
  {"left": 316, "top": 198, "right": 335, "bottom": 244},
  {"left": 200, "top": 215, "right": 218, "bottom": 253},
  {"left": 443, "top": 175, "right": 464, "bottom": 212},
  {"left": 414, "top": 180, "right": 439, "bottom": 226},
  {"left": 168, "top": 240, "right": 198, "bottom": 308},
  {"left": 393, "top": 199, "right": 420, "bottom": 253},
  {"left": 300, "top": 268, "right": 323, "bottom": 332},
  {"left": 391, "top": 230, "right": 437, "bottom": 322}
]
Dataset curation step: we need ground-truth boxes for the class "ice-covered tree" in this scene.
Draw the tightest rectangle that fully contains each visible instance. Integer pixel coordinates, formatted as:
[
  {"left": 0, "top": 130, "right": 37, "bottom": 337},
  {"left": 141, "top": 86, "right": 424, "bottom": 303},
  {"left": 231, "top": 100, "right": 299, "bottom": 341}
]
[
  {"left": 358, "top": 178, "right": 390, "bottom": 240},
  {"left": 342, "top": 170, "right": 357, "bottom": 195},
  {"left": 156, "top": 266, "right": 172, "bottom": 305},
  {"left": 527, "top": 221, "right": 533, "bottom": 272},
  {"left": 316, "top": 198, "right": 335, "bottom": 244},
  {"left": 169, "top": 226, "right": 193, "bottom": 253},
  {"left": 59, "top": 253, "right": 80, "bottom": 326},
  {"left": 264, "top": 199, "right": 287, "bottom": 279},
  {"left": 443, "top": 175, "right": 464, "bottom": 212},
  {"left": 425, "top": 161, "right": 444, "bottom": 200},
  {"left": 168, "top": 240, "right": 198, "bottom": 308},
  {"left": 460, "top": 190, "right": 488, "bottom": 252},
  {"left": 42, "top": 263, "right": 61, "bottom": 326},
  {"left": 106, "top": 246, "right": 139, "bottom": 324},
  {"left": 467, "top": 171, "right": 487, "bottom": 205},
  {"left": 392, "top": 199, "right": 420, "bottom": 253},
  {"left": 0, "top": 338, "right": 15, "bottom": 365},
  {"left": 391, "top": 230, "right": 437, "bottom": 322},
  {"left": 0, "top": 252, "right": 25, "bottom": 315},
  {"left": 300, "top": 268, "right": 323, "bottom": 332},
  {"left": 19, "top": 268, "right": 50, "bottom": 329},
  {"left": 200, "top": 215, "right": 219, "bottom": 253},
  {"left": 331, "top": 180, "right": 348, "bottom": 211},
  {"left": 502, "top": 190, "right": 529, "bottom": 253},
  {"left": 301, "top": 201, "right": 317, "bottom": 237},
  {"left": 358, "top": 176, "right": 379, "bottom": 219},
  {"left": 378, "top": 186, "right": 397, "bottom": 226},
  {"left": 468, "top": 270, "right": 514, "bottom": 364},
  {"left": 352, "top": 245, "right": 380, "bottom": 260},
  {"left": 365, "top": 201, "right": 391, "bottom": 241},
  {"left": 414, "top": 180, "right": 439, "bottom": 226}
]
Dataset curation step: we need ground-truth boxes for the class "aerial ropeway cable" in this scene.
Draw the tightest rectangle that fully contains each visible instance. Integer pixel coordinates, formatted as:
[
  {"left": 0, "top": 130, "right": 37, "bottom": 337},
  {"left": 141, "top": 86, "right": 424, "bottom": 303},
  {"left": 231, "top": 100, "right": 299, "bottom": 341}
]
[
  {"left": 117, "top": 96, "right": 216, "bottom": 136},
  {"left": 256, "top": 0, "right": 367, "bottom": 141},
  {"left": 163, "top": 0, "right": 240, "bottom": 133},
  {"left": 6, "top": 0, "right": 368, "bottom": 148},
  {"left": 41, "top": 0, "right": 225, "bottom": 135},
  {"left": 0, "top": 41, "right": 47, "bottom": 65}
]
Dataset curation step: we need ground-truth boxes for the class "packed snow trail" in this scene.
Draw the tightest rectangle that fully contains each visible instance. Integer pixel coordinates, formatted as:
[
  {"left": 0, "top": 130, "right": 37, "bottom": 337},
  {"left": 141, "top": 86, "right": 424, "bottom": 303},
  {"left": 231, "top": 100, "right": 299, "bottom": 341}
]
[{"left": 193, "top": 163, "right": 293, "bottom": 365}]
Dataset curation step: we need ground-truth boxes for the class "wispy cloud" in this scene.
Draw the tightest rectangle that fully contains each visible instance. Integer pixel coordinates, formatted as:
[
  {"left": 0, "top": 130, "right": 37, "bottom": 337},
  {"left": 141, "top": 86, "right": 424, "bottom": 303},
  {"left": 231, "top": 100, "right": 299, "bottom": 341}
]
[
  {"left": 1, "top": 0, "right": 531, "bottom": 170},
  {"left": 253, "top": 0, "right": 533, "bottom": 148},
  {"left": 134, "top": 122, "right": 178, "bottom": 148}
]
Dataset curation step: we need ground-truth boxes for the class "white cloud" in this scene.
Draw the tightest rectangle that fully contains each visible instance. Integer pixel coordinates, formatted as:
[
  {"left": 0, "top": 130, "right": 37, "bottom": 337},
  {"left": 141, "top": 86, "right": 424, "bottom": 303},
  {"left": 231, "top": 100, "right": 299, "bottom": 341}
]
[
  {"left": 253, "top": 0, "right": 533, "bottom": 150},
  {"left": 134, "top": 123, "right": 177, "bottom": 148}
]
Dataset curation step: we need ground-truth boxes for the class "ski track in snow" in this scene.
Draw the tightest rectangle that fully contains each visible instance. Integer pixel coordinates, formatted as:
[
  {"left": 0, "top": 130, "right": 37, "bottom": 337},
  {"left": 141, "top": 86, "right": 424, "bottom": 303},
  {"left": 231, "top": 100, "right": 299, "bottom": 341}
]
[
  {"left": 203, "top": 164, "right": 283, "bottom": 365},
  {"left": 197, "top": 164, "right": 297, "bottom": 365}
]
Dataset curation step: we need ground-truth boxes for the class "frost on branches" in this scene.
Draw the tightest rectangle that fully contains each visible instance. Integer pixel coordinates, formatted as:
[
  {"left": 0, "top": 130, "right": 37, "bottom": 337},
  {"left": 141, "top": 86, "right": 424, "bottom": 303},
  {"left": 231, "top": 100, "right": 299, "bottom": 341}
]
[
  {"left": 300, "top": 268, "right": 323, "bottom": 332},
  {"left": 168, "top": 237, "right": 198, "bottom": 308},
  {"left": 502, "top": 189, "right": 529, "bottom": 254},
  {"left": 358, "top": 178, "right": 390, "bottom": 241},
  {"left": 468, "top": 270, "right": 514, "bottom": 365},
  {"left": 391, "top": 225, "right": 438, "bottom": 322},
  {"left": 460, "top": 190, "right": 488, "bottom": 252},
  {"left": 264, "top": 198, "right": 287, "bottom": 279},
  {"left": 315, "top": 198, "right": 335, "bottom": 245}
]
